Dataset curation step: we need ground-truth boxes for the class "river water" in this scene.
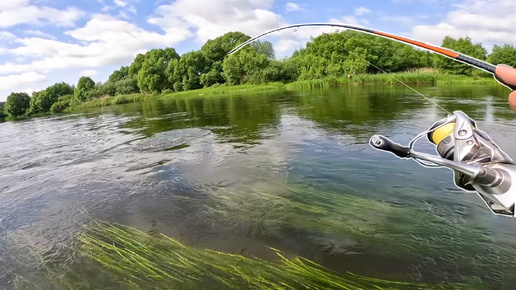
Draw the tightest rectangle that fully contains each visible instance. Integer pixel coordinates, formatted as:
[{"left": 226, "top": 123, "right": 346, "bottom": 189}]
[{"left": 1, "top": 85, "right": 516, "bottom": 288}]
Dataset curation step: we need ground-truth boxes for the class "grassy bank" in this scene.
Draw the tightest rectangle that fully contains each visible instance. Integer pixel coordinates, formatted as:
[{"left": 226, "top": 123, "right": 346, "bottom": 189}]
[
  {"left": 13, "top": 222, "right": 463, "bottom": 289},
  {"left": 69, "top": 71, "right": 497, "bottom": 112},
  {"left": 68, "top": 83, "right": 286, "bottom": 111},
  {"left": 285, "top": 71, "right": 496, "bottom": 89}
]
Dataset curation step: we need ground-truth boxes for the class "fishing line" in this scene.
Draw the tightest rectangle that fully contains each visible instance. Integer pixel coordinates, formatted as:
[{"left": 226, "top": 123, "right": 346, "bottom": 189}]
[
  {"left": 365, "top": 62, "right": 450, "bottom": 114},
  {"left": 229, "top": 23, "right": 516, "bottom": 112},
  {"left": 337, "top": 42, "right": 452, "bottom": 166},
  {"left": 337, "top": 41, "right": 451, "bottom": 114}
]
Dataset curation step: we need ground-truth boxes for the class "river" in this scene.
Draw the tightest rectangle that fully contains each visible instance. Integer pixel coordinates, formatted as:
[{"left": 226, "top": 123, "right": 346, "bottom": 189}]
[{"left": 1, "top": 84, "right": 516, "bottom": 288}]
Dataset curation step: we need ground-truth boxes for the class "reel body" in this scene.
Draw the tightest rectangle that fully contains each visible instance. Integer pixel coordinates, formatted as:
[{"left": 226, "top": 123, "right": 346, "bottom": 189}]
[{"left": 370, "top": 111, "right": 516, "bottom": 217}]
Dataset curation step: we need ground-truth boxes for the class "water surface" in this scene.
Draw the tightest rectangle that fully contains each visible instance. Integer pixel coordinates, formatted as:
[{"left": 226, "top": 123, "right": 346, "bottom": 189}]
[{"left": 1, "top": 84, "right": 516, "bottom": 288}]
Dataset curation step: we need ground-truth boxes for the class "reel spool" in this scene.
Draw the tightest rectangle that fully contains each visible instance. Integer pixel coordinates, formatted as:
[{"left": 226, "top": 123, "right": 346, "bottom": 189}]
[
  {"left": 427, "top": 116, "right": 476, "bottom": 161},
  {"left": 427, "top": 112, "right": 512, "bottom": 165}
]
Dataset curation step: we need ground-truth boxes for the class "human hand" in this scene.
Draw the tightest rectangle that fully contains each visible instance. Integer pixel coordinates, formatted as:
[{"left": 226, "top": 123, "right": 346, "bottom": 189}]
[{"left": 510, "top": 91, "right": 516, "bottom": 113}]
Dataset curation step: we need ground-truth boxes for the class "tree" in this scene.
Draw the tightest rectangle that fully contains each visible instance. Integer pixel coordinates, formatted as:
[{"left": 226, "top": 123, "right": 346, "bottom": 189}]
[
  {"left": 5, "top": 92, "right": 30, "bottom": 117},
  {"left": 29, "top": 82, "right": 73, "bottom": 114},
  {"left": 108, "top": 66, "right": 130, "bottom": 83},
  {"left": 29, "top": 90, "right": 43, "bottom": 114},
  {"left": 200, "top": 32, "right": 251, "bottom": 87},
  {"left": 293, "top": 30, "right": 429, "bottom": 80},
  {"left": 222, "top": 54, "right": 244, "bottom": 85},
  {"left": 107, "top": 66, "right": 139, "bottom": 95},
  {"left": 201, "top": 32, "right": 250, "bottom": 64},
  {"left": 74, "top": 76, "right": 95, "bottom": 102},
  {"left": 251, "top": 40, "right": 275, "bottom": 59},
  {"left": 115, "top": 77, "right": 139, "bottom": 95},
  {"left": 50, "top": 94, "right": 73, "bottom": 114},
  {"left": 137, "top": 48, "right": 180, "bottom": 93},
  {"left": 85, "top": 82, "right": 113, "bottom": 99},
  {"left": 0, "top": 102, "right": 7, "bottom": 121},
  {"left": 200, "top": 62, "right": 223, "bottom": 87},
  {"left": 262, "top": 59, "right": 299, "bottom": 83},
  {"left": 128, "top": 54, "right": 146, "bottom": 78},
  {"left": 173, "top": 51, "right": 207, "bottom": 90},
  {"left": 487, "top": 44, "right": 516, "bottom": 68},
  {"left": 341, "top": 38, "right": 369, "bottom": 74},
  {"left": 222, "top": 47, "right": 270, "bottom": 85},
  {"left": 433, "top": 36, "right": 487, "bottom": 75}
]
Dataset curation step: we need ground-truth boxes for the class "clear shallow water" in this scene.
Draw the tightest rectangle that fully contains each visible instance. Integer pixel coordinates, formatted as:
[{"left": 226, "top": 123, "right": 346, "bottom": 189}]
[{"left": 1, "top": 85, "right": 516, "bottom": 288}]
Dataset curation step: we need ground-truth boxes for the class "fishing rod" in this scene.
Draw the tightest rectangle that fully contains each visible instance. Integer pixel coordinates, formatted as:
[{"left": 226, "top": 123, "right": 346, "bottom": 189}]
[
  {"left": 228, "top": 23, "right": 516, "bottom": 91},
  {"left": 230, "top": 23, "right": 516, "bottom": 217}
]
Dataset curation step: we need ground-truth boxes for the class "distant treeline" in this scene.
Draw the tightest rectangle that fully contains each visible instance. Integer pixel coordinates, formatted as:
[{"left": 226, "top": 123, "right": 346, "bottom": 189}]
[{"left": 2, "top": 30, "right": 516, "bottom": 121}]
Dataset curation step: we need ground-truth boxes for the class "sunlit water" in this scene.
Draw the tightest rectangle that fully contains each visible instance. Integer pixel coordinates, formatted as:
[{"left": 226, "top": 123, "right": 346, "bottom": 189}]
[{"left": 1, "top": 85, "right": 516, "bottom": 288}]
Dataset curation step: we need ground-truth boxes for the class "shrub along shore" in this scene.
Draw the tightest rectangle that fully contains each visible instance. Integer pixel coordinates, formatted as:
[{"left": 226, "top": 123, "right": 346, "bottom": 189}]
[{"left": 67, "top": 71, "right": 497, "bottom": 112}]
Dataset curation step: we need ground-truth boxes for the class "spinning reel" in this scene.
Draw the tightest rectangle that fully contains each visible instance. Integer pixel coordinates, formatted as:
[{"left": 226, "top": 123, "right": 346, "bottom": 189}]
[
  {"left": 370, "top": 111, "right": 516, "bottom": 217},
  {"left": 231, "top": 23, "right": 516, "bottom": 216}
]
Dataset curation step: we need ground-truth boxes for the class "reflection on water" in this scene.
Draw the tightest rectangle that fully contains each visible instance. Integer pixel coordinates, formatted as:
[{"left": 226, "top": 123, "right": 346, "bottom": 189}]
[{"left": 1, "top": 85, "right": 516, "bottom": 288}]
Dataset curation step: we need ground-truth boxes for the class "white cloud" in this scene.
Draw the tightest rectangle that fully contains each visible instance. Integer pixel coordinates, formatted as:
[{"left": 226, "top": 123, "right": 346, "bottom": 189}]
[
  {"left": 330, "top": 16, "right": 369, "bottom": 27},
  {"left": 286, "top": 2, "right": 301, "bottom": 12},
  {"left": 148, "top": 0, "right": 283, "bottom": 44},
  {"left": 272, "top": 26, "right": 337, "bottom": 57},
  {"left": 354, "top": 7, "right": 371, "bottom": 16},
  {"left": 0, "top": 31, "right": 16, "bottom": 41},
  {"left": 0, "top": 0, "right": 333, "bottom": 99},
  {"left": 23, "top": 30, "right": 57, "bottom": 40},
  {"left": 0, "top": 14, "right": 182, "bottom": 76},
  {"left": 326, "top": 7, "right": 371, "bottom": 30},
  {"left": 101, "top": 0, "right": 136, "bottom": 16},
  {"left": 114, "top": 0, "right": 127, "bottom": 7},
  {"left": 2, "top": 2, "right": 287, "bottom": 97},
  {"left": 275, "top": 38, "right": 303, "bottom": 57},
  {"left": 0, "top": 72, "right": 47, "bottom": 95},
  {"left": 410, "top": 0, "right": 516, "bottom": 49},
  {"left": 0, "top": 0, "right": 29, "bottom": 11},
  {"left": 81, "top": 69, "right": 98, "bottom": 77},
  {"left": 128, "top": 5, "right": 136, "bottom": 14},
  {"left": 0, "top": 0, "right": 289, "bottom": 91},
  {"left": 0, "top": 4, "right": 85, "bottom": 28}
]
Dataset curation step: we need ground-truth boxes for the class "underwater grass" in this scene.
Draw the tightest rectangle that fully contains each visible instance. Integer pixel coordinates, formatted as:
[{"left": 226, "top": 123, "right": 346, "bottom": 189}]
[
  {"left": 194, "top": 178, "right": 512, "bottom": 288},
  {"left": 7, "top": 159, "right": 506, "bottom": 288},
  {"left": 14, "top": 222, "right": 462, "bottom": 289}
]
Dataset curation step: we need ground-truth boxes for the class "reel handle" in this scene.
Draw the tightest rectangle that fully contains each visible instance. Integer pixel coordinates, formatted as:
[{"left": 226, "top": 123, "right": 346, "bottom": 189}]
[{"left": 369, "top": 135, "right": 410, "bottom": 158}]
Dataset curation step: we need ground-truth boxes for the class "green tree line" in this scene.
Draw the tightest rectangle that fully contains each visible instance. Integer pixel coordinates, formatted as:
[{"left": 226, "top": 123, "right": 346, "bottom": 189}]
[{"left": 3, "top": 30, "right": 516, "bottom": 120}]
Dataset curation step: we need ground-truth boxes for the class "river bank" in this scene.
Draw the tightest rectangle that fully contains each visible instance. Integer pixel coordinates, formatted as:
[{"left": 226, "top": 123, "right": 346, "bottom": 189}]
[
  {"left": 67, "top": 71, "right": 498, "bottom": 112},
  {"left": 0, "top": 71, "right": 501, "bottom": 122}
]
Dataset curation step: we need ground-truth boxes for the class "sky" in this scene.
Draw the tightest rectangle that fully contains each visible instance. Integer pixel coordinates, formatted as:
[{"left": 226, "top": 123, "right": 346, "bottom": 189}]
[{"left": 1, "top": 0, "right": 516, "bottom": 101}]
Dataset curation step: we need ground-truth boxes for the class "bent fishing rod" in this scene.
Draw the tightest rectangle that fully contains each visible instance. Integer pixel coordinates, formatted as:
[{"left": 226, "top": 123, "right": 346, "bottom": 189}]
[
  {"left": 230, "top": 23, "right": 516, "bottom": 217},
  {"left": 229, "top": 23, "right": 516, "bottom": 91}
]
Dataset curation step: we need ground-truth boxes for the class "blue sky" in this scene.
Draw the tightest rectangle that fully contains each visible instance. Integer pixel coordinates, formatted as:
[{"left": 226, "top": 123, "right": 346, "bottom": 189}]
[{"left": 0, "top": 0, "right": 514, "bottom": 101}]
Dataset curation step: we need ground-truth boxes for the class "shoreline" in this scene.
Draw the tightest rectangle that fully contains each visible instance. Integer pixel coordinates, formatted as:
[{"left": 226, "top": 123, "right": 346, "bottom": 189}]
[
  {"left": 0, "top": 71, "right": 501, "bottom": 122},
  {"left": 70, "top": 71, "right": 499, "bottom": 111}
]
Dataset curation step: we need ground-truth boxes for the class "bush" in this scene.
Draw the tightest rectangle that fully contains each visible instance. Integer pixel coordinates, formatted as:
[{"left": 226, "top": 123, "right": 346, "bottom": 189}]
[
  {"left": 50, "top": 94, "right": 73, "bottom": 114},
  {"left": 5, "top": 92, "right": 30, "bottom": 117}
]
